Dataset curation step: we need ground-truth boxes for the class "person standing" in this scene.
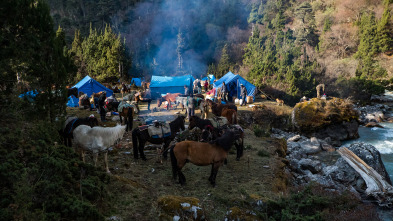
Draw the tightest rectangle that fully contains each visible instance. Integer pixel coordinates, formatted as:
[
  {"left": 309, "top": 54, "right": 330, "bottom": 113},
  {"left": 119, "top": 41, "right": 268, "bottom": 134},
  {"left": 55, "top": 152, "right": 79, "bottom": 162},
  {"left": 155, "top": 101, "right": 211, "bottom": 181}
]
[
  {"left": 98, "top": 91, "right": 107, "bottom": 122},
  {"left": 240, "top": 84, "right": 247, "bottom": 106},
  {"left": 197, "top": 79, "right": 202, "bottom": 94},
  {"left": 221, "top": 82, "right": 228, "bottom": 102},
  {"left": 184, "top": 85, "right": 190, "bottom": 96},
  {"left": 204, "top": 80, "right": 209, "bottom": 92}
]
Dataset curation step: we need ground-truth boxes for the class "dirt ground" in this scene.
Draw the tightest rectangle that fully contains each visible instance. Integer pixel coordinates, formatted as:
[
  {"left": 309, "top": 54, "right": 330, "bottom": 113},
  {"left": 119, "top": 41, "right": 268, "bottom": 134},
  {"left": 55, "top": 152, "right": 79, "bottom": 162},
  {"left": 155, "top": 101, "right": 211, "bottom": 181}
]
[{"left": 66, "top": 93, "right": 290, "bottom": 220}]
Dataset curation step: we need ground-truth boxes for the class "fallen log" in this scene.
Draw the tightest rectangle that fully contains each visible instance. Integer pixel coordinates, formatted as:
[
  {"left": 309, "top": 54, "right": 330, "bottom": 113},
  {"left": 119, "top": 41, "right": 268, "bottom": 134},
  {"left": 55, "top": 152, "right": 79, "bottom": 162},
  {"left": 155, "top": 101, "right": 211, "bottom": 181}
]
[{"left": 337, "top": 147, "right": 393, "bottom": 207}]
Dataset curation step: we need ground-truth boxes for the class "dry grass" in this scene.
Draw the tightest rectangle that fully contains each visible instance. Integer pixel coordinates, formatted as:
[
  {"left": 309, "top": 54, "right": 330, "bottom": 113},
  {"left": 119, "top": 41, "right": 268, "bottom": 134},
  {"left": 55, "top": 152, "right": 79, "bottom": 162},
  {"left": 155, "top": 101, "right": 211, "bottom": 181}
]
[{"left": 67, "top": 94, "right": 289, "bottom": 220}]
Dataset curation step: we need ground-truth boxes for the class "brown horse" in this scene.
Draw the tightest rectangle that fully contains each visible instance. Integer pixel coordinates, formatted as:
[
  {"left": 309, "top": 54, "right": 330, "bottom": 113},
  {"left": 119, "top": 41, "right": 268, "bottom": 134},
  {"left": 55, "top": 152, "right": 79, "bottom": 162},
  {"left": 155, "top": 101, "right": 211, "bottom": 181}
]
[
  {"left": 221, "top": 107, "right": 237, "bottom": 124},
  {"left": 206, "top": 99, "right": 237, "bottom": 116},
  {"left": 157, "top": 93, "right": 181, "bottom": 110},
  {"left": 170, "top": 130, "right": 236, "bottom": 187},
  {"left": 188, "top": 116, "right": 244, "bottom": 161}
]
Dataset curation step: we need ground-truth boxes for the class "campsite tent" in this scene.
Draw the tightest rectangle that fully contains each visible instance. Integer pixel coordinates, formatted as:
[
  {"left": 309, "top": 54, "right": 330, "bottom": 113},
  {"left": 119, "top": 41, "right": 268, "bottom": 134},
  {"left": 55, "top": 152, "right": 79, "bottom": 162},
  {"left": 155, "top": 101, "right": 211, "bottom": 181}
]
[
  {"left": 201, "top": 74, "right": 216, "bottom": 84},
  {"left": 150, "top": 75, "right": 195, "bottom": 95},
  {"left": 72, "top": 75, "right": 113, "bottom": 97},
  {"left": 131, "top": 78, "right": 142, "bottom": 87},
  {"left": 213, "top": 72, "right": 256, "bottom": 100}
]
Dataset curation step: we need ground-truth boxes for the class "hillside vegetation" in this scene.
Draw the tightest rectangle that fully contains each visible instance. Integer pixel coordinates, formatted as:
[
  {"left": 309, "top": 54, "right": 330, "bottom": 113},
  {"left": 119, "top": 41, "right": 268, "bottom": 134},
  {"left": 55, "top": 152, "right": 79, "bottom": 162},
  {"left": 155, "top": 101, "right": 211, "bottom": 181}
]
[{"left": 48, "top": 0, "right": 393, "bottom": 103}]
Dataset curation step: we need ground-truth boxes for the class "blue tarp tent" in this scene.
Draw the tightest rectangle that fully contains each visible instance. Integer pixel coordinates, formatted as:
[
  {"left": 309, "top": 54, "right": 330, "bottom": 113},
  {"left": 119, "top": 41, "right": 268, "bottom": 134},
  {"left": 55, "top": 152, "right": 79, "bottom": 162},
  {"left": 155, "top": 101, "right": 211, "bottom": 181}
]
[
  {"left": 72, "top": 75, "right": 113, "bottom": 97},
  {"left": 131, "top": 78, "right": 142, "bottom": 87},
  {"left": 67, "top": 95, "right": 79, "bottom": 107},
  {"left": 213, "top": 72, "right": 257, "bottom": 100},
  {"left": 150, "top": 75, "right": 195, "bottom": 95},
  {"left": 19, "top": 90, "right": 39, "bottom": 102},
  {"left": 202, "top": 74, "right": 216, "bottom": 84}
]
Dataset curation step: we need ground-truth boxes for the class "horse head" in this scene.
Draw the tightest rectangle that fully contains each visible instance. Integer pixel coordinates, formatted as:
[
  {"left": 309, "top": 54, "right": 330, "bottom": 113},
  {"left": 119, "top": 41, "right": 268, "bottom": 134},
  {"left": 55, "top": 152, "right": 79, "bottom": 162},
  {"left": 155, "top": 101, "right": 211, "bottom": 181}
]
[
  {"left": 188, "top": 115, "right": 200, "bottom": 130},
  {"left": 88, "top": 115, "right": 99, "bottom": 127}
]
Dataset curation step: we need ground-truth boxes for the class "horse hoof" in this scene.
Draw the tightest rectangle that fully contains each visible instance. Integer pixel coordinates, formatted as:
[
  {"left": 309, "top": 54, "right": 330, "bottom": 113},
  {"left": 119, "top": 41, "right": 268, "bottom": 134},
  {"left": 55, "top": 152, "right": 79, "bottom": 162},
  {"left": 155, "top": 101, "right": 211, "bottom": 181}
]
[
  {"left": 142, "top": 157, "right": 147, "bottom": 161},
  {"left": 236, "top": 158, "right": 240, "bottom": 161}
]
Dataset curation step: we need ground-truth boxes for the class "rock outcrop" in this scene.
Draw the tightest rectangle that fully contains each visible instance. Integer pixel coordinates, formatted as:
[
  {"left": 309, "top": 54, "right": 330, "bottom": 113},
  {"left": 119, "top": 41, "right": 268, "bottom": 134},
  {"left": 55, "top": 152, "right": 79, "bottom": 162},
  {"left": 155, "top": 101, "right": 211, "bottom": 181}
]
[
  {"left": 292, "top": 97, "right": 359, "bottom": 146},
  {"left": 273, "top": 127, "right": 393, "bottom": 207}
]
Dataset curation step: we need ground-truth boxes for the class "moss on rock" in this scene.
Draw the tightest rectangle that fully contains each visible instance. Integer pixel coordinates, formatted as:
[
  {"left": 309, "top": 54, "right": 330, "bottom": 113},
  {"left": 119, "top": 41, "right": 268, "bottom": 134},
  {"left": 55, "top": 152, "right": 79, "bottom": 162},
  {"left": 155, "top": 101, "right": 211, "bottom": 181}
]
[
  {"left": 157, "top": 195, "right": 206, "bottom": 220},
  {"left": 292, "top": 97, "right": 359, "bottom": 134}
]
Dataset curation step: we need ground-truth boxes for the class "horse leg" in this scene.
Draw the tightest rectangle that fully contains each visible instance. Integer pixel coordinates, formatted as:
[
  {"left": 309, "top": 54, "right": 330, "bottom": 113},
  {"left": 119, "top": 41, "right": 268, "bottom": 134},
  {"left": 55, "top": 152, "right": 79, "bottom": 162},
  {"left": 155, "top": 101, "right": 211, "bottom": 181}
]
[
  {"left": 210, "top": 162, "right": 222, "bottom": 187},
  {"left": 235, "top": 139, "right": 243, "bottom": 161},
  {"left": 104, "top": 151, "right": 110, "bottom": 173},
  {"left": 119, "top": 114, "right": 123, "bottom": 125},
  {"left": 139, "top": 140, "right": 147, "bottom": 161},
  {"left": 208, "top": 164, "right": 214, "bottom": 182}
]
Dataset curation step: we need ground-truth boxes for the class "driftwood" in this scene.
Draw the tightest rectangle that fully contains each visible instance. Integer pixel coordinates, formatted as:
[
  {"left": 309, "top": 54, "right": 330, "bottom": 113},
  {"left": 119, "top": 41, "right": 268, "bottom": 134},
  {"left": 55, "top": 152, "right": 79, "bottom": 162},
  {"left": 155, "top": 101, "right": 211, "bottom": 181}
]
[{"left": 337, "top": 147, "right": 393, "bottom": 207}]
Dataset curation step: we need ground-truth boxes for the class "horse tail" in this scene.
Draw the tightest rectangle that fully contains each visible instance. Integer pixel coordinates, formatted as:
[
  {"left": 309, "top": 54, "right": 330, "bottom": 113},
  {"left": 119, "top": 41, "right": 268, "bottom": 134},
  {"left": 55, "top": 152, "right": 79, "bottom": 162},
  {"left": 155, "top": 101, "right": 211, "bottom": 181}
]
[
  {"left": 169, "top": 144, "right": 178, "bottom": 180},
  {"left": 232, "top": 111, "right": 237, "bottom": 124}
]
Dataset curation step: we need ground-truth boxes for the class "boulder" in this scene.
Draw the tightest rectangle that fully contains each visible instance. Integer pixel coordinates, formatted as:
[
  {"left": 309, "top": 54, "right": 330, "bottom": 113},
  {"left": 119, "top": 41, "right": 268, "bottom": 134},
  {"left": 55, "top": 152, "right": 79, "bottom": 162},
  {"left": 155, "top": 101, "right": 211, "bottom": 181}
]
[
  {"left": 326, "top": 143, "right": 392, "bottom": 189},
  {"left": 365, "top": 122, "right": 384, "bottom": 128},
  {"left": 299, "top": 141, "right": 322, "bottom": 155},
  {"left": 287, "top": 135, "right": 301, "bottom": 142},
  {"left": 299, "top": 158, "right": 322, "bottom": 174},
  {"left": 292, "top": 97, "right": 359, "bottom": 146}
]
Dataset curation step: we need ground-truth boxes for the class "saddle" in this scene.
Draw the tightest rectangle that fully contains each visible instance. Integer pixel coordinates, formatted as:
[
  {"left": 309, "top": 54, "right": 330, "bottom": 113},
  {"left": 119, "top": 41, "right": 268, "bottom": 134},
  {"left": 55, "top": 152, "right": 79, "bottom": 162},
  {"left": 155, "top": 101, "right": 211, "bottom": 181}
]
[
  {"left": 209, "top": 116, "right": 228, "bottom": 128},
  {"left": 118, "top": 101, "right": 136, "bottom": 113},
  {"left": 144, "top": 122, "right": 171, "bottom": 138},
  {"left": 148, "top": 123, "right": 171, "bottom": 138}
]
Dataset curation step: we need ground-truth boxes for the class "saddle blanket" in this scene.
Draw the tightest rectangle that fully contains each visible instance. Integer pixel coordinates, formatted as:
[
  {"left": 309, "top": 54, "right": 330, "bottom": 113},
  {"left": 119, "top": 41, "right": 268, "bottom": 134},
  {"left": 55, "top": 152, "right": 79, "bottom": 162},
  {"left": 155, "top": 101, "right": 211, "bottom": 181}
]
[
  {"left": 147, "top": 123, "right": 171, "bottom": 138},
  {"left": 209, "top": 116, "right": 228, "bottom": 128}
]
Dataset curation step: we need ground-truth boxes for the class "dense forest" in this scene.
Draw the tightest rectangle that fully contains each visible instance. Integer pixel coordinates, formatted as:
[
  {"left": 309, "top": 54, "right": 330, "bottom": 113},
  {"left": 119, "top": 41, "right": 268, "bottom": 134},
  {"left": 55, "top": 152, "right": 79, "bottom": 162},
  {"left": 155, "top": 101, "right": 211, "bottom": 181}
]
[{"left": 1, "top": 0, "right": 393, "bottom": 219}]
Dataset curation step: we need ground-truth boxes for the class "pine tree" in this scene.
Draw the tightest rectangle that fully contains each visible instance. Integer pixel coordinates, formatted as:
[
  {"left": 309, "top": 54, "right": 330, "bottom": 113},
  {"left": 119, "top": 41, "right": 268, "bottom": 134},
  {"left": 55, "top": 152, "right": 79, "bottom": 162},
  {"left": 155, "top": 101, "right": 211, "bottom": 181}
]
[
  {"left": 377, "top": 1, "right": 393, "bottom": 53},
  {"left": 217, "top": 44, "right": 231, "bottom": 78}
]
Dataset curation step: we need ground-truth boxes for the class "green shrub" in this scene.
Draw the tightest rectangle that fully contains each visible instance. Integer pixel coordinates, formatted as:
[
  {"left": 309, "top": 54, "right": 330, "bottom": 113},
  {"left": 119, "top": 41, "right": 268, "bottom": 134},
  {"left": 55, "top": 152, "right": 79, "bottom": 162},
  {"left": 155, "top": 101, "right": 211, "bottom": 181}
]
[{"left": 257, "top": 150, "right": 270, "bottom": 157}]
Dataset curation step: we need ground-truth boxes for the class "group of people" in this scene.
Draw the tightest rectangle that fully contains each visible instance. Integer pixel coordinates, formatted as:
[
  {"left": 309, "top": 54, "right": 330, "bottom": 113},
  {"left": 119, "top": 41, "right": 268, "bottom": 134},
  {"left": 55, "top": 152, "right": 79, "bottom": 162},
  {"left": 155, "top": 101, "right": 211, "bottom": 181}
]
[{"left": 185, "top": 80, "right": 248, "bottom": 106}]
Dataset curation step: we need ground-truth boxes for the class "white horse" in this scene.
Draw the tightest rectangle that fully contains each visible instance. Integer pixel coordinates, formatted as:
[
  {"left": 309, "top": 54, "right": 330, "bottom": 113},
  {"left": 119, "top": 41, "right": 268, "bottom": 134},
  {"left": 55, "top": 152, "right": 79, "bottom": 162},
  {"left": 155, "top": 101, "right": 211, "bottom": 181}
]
[{"left": 73, "top": 124, "right": 126, "bottom": 173}]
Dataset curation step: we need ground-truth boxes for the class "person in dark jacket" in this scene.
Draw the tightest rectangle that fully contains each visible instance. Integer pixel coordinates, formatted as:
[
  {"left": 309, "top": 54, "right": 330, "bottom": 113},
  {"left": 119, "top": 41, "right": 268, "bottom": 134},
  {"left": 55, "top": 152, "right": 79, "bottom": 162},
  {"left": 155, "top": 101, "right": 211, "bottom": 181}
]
[
  {"left": 221, "top": 82, "right": 228, "bottom": 102},
  {"left": 240, "top": 84, "right": 247, "bottom": 106},
  {"left": 98, "top": 91, "right": 107, "bottom": 122}
]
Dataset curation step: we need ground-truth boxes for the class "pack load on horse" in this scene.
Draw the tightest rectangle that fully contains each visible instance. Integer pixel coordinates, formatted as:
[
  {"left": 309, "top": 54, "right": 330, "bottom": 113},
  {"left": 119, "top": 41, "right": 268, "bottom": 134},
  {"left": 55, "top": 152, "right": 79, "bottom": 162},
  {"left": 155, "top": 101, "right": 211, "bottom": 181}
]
[
  {"left": 73, "top": 124, "right": 127, "bottom": 173},
  {"left": 78, "top": 93, "right": 92, "bottom": 110},
  {"left": 60, "top": 115, "right": 99, "bottom": 147},
  {"left": 170, "top": 130, "right": 236, "bottom": 187},
  {"left": 188, "top": 115, "right": 244, "bottom": 161},
  {"left": 131, "top": 116, "right": 186, "bottom": 161}
]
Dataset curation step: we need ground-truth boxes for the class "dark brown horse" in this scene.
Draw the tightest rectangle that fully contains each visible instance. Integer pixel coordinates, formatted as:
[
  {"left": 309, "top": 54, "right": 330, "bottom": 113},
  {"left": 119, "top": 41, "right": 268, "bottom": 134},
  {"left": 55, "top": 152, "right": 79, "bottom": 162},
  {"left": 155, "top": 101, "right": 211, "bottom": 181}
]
[
  {"left": 188, "top": 115, "right": 244, "bottom": 161},
  {"left": 170, "top": 130, "right": 236, "bottom": 187},
  {"left": 206, "top": 99, "right": 237, "bottom": 116},
  {"left": 119, "top": 106, "right": 134, "bottom": 132},
  {"left": 61, "top": 116, "right": 99, "bottom": 147},
  {"left": 131, "top": 116, "right": 186, "bottom": 160},
  {"left": 157, "top": 93, "right": 181, "bottom": 110}
]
